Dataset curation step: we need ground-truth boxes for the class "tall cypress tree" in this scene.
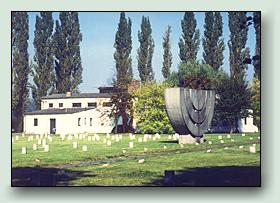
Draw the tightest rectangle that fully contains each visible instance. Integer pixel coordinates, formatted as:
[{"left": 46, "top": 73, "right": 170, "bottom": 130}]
[
  {"left": 162, "top": 25, "right": 172, "bottom": 80},
  {"left": 203, "top": 12, "right": 225, "bottom": 70},
  {"left": 12, "top": 12, "right": 29, "bottom": 132},
  {"left": 53, "top": 12, "right": 82, "bottom": 93},
  {"left": 228, "top": 12, "right": 249, "bottom": 79},
  {"left": 32, "top": 12, "right": 54, "bottom": 110},
  {"left": 111, "top": 12, "right": 133, "bottom": 133},
  {"left": 137, "top": 16, "right": 155, "bottom": 83},
  {"left": 178, "top": 12, "right": 200, "bottom": 63},
  {"left": 253, "top": 12, "right": 261, "bottom": 80}
]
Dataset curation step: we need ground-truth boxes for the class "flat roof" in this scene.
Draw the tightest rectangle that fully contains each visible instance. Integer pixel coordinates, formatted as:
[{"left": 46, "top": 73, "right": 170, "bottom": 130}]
[
  {"left": 41, "top": 93, "right": 111, "bottom": 100},
  {"left": 24, "top": 108, "right": 92, "bottom": 115}
]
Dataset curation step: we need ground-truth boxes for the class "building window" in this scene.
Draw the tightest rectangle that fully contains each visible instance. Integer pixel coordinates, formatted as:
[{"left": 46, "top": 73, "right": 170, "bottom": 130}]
[
  {"left": 84, "top": 118, "right": 86, "bottom": 125},
  {"left": 88, "top": 102, "right": 97, "bottom": 108},
  {"left": 49, "top": 103, "right": 53, "bottom": 108},
  {"left": 78, "top": 118, "right": 81, "bottom": 126},
  {"left": 72, "top": 103, "right": 81, "bottom": 107},
  {"left": 90, "top": 118, "right": 92, "bottom": 126},
  {"left": 244, "top": 117, "right": 247, "bottom": 125},
  {"left": 34, "top": 118, "right": 38, "bottom": 126},
  {"left": 103, "top": 102, "right": 112, "bottom": 107},
  {"left": 59, "top": 103, "right": 63, "bottom": 108}
]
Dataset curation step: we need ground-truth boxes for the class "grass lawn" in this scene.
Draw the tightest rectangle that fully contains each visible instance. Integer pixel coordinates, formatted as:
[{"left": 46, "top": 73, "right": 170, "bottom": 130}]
[{"left": 12, "top": 132, "right": 260, "bottom": 186}]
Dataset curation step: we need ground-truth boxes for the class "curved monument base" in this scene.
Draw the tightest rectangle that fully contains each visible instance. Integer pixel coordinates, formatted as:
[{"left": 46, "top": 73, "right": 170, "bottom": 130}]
[{"left": 179, "top": 134, "right": 204, "bottom": 144}]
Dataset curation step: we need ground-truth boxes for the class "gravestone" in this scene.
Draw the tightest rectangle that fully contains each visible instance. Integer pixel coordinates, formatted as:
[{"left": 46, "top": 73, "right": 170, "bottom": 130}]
[
  {"left": 73, "top": 142, "right": 78, "bottom": 149},
  {"left": 44, "top": 145, "right": 49, "bottom": 152},
  {"left": 21, "top": 147, "right": 27, "bottom": 154},
  {"left": 250, "top": 146, "right": 256, "bottom": 153},
  {"left": 33, "top": 144, "right": 37, "bottom": 151},
  {"left": 138, "top": 138, "right": 142, "bottom": 143},
  {"left": 107, "top": 140, "right": 112, "bottom": 146},
  {"left": 138, "top": 159, "right": 145, "bottom": 164},
  {"left": 129, "top": 142, "right": 134, "bottom": 148},
  {"left": 82, "top": 145, "right": 87, "bottom": 152}
]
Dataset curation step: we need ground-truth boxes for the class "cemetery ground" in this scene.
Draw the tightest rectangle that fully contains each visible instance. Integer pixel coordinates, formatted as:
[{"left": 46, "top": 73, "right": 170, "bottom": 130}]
[{"left": 12, "top": 132, "right": 260, "bottom": 186}]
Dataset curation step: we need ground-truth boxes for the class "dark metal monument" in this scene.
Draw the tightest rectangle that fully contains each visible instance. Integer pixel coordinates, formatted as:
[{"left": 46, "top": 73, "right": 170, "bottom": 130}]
[{"left": 164, "top": 88, "right": 215, "bottom": 144}]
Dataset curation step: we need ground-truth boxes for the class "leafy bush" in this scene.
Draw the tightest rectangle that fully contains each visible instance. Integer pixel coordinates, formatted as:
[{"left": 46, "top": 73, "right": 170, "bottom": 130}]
[{"left": 133, "top": 82, "right": 174, "bottom": 134}]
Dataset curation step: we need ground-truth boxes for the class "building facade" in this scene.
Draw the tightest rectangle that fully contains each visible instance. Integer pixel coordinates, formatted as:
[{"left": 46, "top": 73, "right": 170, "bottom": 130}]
[{"left": 23, "top": 87, "right": 115, "bottom": 135}]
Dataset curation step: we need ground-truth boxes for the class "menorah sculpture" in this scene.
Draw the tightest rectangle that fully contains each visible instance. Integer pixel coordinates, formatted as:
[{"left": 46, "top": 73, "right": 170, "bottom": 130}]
[{"left": 164, "top": 88, "right": 215, "bottom": 144}]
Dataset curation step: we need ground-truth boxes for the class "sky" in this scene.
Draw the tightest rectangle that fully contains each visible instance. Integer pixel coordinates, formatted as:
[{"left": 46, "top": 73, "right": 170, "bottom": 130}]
[{"left": 27, "top": 12, "right": 256, "bottom": 93}]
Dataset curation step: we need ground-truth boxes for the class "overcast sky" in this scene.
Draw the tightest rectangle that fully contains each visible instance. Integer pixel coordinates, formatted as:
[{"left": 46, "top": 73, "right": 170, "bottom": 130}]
[{"left": 27, "top": 12, "right": 256, "bottom": 93}]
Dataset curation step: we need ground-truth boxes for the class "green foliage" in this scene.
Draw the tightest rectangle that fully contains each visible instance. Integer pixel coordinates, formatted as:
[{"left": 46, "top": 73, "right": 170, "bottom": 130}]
[
  {"left": 214, "top": 75, "right": 251, "bottom": 133},
  {"left": 251, "top": 78, "right": 260, "bottom": 129},
  {"left": 162, "top": 25, "right": 172, "bottom": 80},
  {"left": 253, "top": 12, "right": 261, "bottom": 80},
  {"left": 31, "top": 12, "right": 55, "bottom": 110},
  {"left": 137, "top": 16, "right": 155, "bottom": 83},
  {"left": 203, "top": 12, "right": 225, "bottom": 70},
  {"left": 228, "top": 12, "right": 249, "bottom": 79},
  {"left": 12, "top": 12, "right": 29, "bottom": 132},
  {"left": 167, "top": 60, "right": 227, "bottom": 90},
  {"left": 53, "top": 12, "right": 83, "bottom": 93},
  {"left": 133, "top": 82, "right": 174, "bottom": 134},
  {"left": 178, "top": 12, "right": 200, "bottom": 63},
  {"left": 114, "top": 12, "right": 133, "bottom": 87}
]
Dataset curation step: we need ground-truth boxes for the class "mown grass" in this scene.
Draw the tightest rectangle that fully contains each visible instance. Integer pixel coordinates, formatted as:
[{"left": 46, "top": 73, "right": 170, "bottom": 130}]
[{"left": 12, "top": 132, "right": 260, "bottom": 186}]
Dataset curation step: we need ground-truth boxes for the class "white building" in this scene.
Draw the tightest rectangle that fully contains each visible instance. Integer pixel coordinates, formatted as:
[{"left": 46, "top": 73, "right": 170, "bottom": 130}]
[
  {"left": 238, "top": 110, "right": 259, "bottom": 133},
  {"left": 23, "top": 87, "right": 115, "bottom": 135}
]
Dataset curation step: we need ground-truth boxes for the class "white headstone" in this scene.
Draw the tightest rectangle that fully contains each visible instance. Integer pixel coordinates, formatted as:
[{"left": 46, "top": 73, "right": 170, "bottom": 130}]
[
  {"left": 21, "top": 147, "right": 27, "bottom": 154},
  {"left": 258, "top": 137, "right": 260, "bottom": 140},
  {"left": 119, "top": 134, "right": 122, "bottom": 139},
  {"left": 122, "top": 149, "right": 126, "bottom": 153},
  {"left": 48, "top": 136, "right": 53, "bottom": 142},
  {"left": 73, "top": 142, "right": 78, "bottom": 149},
  {"left": 239, "top": 146, "right": 244, "bottom": 149},
  {"left": 231, "top": 139, "right": 235, "bottom": 142},
  {"left": 107, "top": 140, "right": 112, "bottom": 146},
  {"left": 32, "top": 144, "right": 37, "bottom": 151},
  {"left": 30, "top": 136, "right": 34, "bottom": 141},
  {"left": 88, "top": 136, "right": 92, "bottom": 141},
  {"left": 250, "top": 137, "right": 253, "bottom": 140},
  {"left": 153, "top": 137, "right": 156, "bottom": 141},
  {"left": 208, "top": 141, "right": 212, "bottom": 144},
  {"left": 82, "top": 145, "right": 87, "bottom": 152},
  {"left": 218, "top": 135, "right": 222, "bottom": 139},
  {"left": 12, "top": 138, "right": 14, "bottom": 143},
  {"left": 74, "top": 134, "right": 78, "bottom": 139},
  {"left": 67, "top": 135, "right": 73, "bottom": 141},
  {"left": 249, "top": 146, "right": 256, "bottom": 153},
  {"left": 163, "top": 145, "right": 167, "bottom": 149},
  {"left": 144, "top": 147, "right": 148, "bottom": 152},
  {"left": 138, "top": 138, "right": 142, "bottom": 143},
  {"left": 111, "top": 135, "right": 115, "bottom": 140},
  {"left": 92, "top": 136, "right": 96, "bottom": 142},
  {"left": 44, "top": 145, "right": 49, "bottom": 152},
  {"left": 242, "top": 133, "right": 245, "bottom": 137},
  {"left": 27, "top": 136, "right": 31, "bottom": 142},
  {"left": 227, "top": 134, "right": 231, "bottom": 138},
  {"left": 103, "top": 139, "right": 107, "bottom": 144},
  {"left": 195, "top": 143, "right": 199, "bottom": 145},
  {"left": 253, "top": 143, "right": 256, "bottom": 147},
  {"left": 138, "top": 159, "right": 145, "bottom": 164},
  {"left": 116, "top": 137, "right": 120, "bottom": 142},
  {"left": 206, "top": 149, "right": 211, "bottom": 153},
  {"left": 143, "top": 137, "right": 148, "bottom": 142},
  {"left": 180, "top": 144, "right": 184, "bottom": 148},
  {"left": 224, "top": 147, "right": 228, "bottom": 150},
  {"left": 106, "top": 133, "right": 110, "bottom": 139},
  {"left": 129, "top": 142, "right": 134, "bottom": 148},
  {"left": 220, "top": 140, "right": 224, "bottom": 144},
  {"left": 36, "top": 134, "right": 39, "bottom": 140},
  {"left": 16, "top": 135, "right": 19, "bottom": 141},
  {"left": 168, "top": 135, "right": 172, "bottom": 140},
  {"left": 22, "top": 133, "right": 25, "bottom": 137},
  {"left": 38, "top": 139, "right": 42, "bottom": 145}
]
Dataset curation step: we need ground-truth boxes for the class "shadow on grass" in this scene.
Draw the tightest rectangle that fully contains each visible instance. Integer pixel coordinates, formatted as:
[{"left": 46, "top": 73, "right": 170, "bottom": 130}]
[
  {"left": 158, "top": 140, "right": 178, "bottom": 144},
  {"left": 148, "top": 166, "right": 260, "bottom": 186},
  {"left": 12, "top": 167, "right": 95, "bottom": 186}
]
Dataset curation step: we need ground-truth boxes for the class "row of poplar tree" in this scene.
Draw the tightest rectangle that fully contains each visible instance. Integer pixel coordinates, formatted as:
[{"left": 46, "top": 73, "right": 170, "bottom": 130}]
[
  {"left": 12, "top": 12, "right": 83, "bottom": 131},
  {"left": 112, "top": 12, "right": 260, "bottom": 133}
]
